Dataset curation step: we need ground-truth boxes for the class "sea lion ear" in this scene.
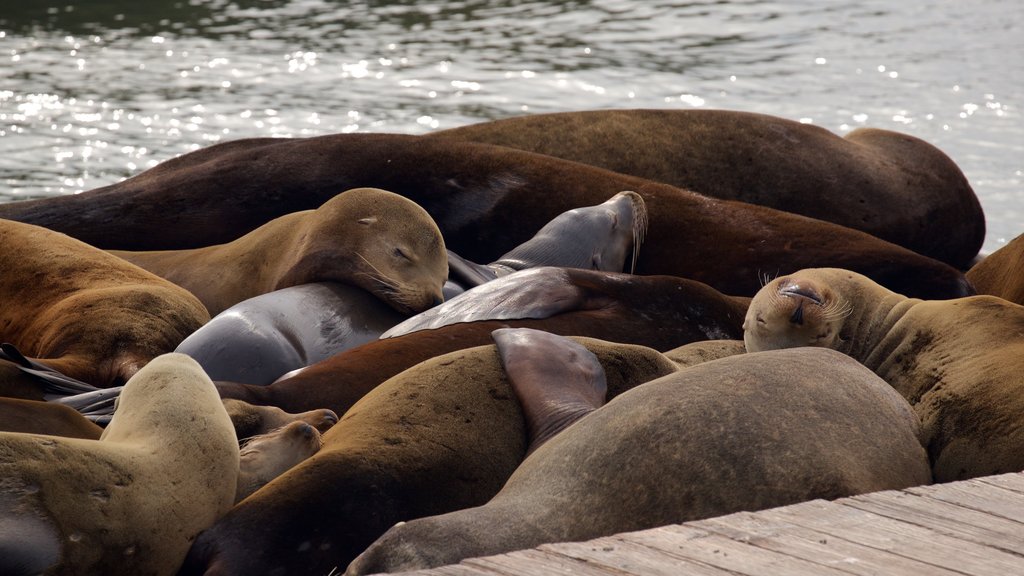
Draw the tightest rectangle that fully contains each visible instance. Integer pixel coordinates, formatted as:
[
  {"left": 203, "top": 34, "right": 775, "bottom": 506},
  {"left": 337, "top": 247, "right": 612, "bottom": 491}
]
[{"left": 358, "top": 217, "right": 378, "bottom": 226}]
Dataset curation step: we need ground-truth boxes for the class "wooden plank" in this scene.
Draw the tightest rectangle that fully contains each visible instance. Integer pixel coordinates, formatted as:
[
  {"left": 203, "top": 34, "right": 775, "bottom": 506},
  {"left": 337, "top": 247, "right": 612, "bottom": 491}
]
[
  {"left": 461, "top": 547, "right": 624, "bottom": 576},
  {"left": 841, "top": 489, "right": 1024, "bottom": 555},
  {"left": 977, "top": 472, "right": 1024, "bottom": 495},
  {"left": 540, "top": 535, "right": 742, "bottom": 576},
  {"left": 907, "top": 478, "right": 1024, "bottom": 523},
  {"left": 413, "top": 564, "right": 503, "bottom": 576},
  {"left": 621, "top": 523, "right": 853, "bottom": 576},
  {"left": 694, "top": 510, "right": 965, "bottom": 576},
  {"left": 759, "top": 499, "right": 1024, "bottom": 575}
]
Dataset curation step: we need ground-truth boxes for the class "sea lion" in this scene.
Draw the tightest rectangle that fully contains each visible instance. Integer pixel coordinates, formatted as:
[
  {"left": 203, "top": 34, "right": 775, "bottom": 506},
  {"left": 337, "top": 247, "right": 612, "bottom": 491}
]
[
  {"left": 179, "top": 337, "right": 681, "bottom": 576},
  {"left": 0, "top": 133, "right": 971, "bottom": 299},
  {"left": 346, "top": 346, "right": 932, "bottom": 574},
  {"left": 175, "top": 282, "right": 407, "bottom": 385},
  {"left": 966, "top": 232, "right": 1024, "bottom": 304},
  {"left": 222, "top": 399, "right": 338, "bottom": 440},
  {"left": 235, "top": 420, "right": 324, "bottom": 503},
  {"left": 213, "top": 267, "right": 749, "bottom": 416},
  {"left": 0, "top": 398, "right": 103, "bottom": 439},
  {"left": 427, "top": 108, "right": 984, "bottom": 268},
  {"left": 0, "top": 353, "right": 238, "bottom": 575},
  {"left": 109, "top": 187, "right": 448, "bottom": 317},
  {"left": 743, "top": 267, "right": 1024, "bottom": 482},
  {"left": 0, "top": 219, "right": 209, "bottom": 388}
]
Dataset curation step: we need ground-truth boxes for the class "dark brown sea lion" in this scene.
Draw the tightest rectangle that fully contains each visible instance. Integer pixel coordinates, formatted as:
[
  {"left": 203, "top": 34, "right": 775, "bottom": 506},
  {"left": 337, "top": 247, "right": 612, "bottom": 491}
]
[
  {"left": 0, "top": 397, "right": 103, "bottom": 439},
  {"left": 213, "top": 268, "right": 749, "bottom": 416},
  {"left": 345, "top": 346, "right": 931, "bottom": 575},
  {"left": 966, "top": 232, "right": 1024, "bottom": 304},
  {"left": 109, "top": 187, "right": 448, "bottom": 317},
  {"left": 179, "top": 337, "right": 680, "bottom": 576},
  {"left": 0, "top": 353, "right": 238, "bottom": 576},
  {"left": 0, "top": 219, "right": 210, "bottom": 388},
  {"left": 0, "top": 133, "right": 971, "bottom": 299},
  {"left": 743, "top": 267, "right": 1024, "bottom": 482},
  {"left": 427, "top": 108, "right": 984, "bottom": 268}
]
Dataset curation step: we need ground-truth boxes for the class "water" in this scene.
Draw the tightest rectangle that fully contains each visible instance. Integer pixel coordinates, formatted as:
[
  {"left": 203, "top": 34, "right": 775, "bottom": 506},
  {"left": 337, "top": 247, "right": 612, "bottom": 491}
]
[{"left": 1, "top": 0, "right": 1020, "bottom": 253}]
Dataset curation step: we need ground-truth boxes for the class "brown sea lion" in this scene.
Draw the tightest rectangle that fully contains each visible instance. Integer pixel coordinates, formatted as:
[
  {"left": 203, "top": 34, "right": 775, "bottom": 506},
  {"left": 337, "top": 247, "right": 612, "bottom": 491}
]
[
  {"left": 743, "top": 267, "right": 1024, "bottom": 482},
  {"left": 0, "top": 398, "right": 103, "bottom": 439},
  {"left": 213, "top": 268, "right": 749, "bottom": 416},
  {"left": 0, "top": 353, "right": 238, "bottom": 576},
  {"left": 427, "top": 108, "right": 984, "bottom": 268},
  {"left": 345, "top": 346, "right": 931, "bottom": 575},
  {"left": 109, "top": 187, "right": 448, "bottom": 317},
  {"left": 0, "top": 219, "right": 210, "bottom": 388},
  {"left": 179, "top": 337, "right": 681, "bottom": 576},
  {"left": 966, "top": 232, "right": 1024, "bottom": 304},
  {"left": 222, "top": 399, "right": 337, "bottom": 440},
  {"left": 235, "top": 420, "right": 324, "bottom": 504},
  {"left": 0, "top": 133, "right": 971, "bottom": 299}
]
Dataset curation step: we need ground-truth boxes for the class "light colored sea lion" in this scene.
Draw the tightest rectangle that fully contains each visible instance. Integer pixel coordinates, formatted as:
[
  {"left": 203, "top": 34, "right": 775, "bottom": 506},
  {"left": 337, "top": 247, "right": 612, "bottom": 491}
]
[
  {"left": 213, "top": 268, "right": 749, "bottom": 416},
  {"left": 0, "top": 219, "right": 209, "bottom": 388},
  {"left": 235, "top": 420, "right": 324, "bottom": 503},
  {"left": 743, "top": 267, "right": 1024, "bottom": 482},
  {"left": 966, "top": 231, "right": 1024, "bottom": 304},
  {"left": 662, "top": 338, "right": 747, "bottom": 368},
  {"left": 0, "top": 353, "right": 238, "bottom": 575},
  {"left": 0, "top": 133, "right": 972, "bottom": 299},
  {"left": 222, "top": 398, "right": 337, "bottom": 440},
  {"left": 179, "top": 337, "right": 680, "bottom": 576},
  {"left": 110, "top": 187, "right": 448, "bottom": 317},
  {"left": 427, "top": 108, "right": 984, "bottom": 268},
  {"left": 346, "top": 346, "right": 931, "bottom": 574}
]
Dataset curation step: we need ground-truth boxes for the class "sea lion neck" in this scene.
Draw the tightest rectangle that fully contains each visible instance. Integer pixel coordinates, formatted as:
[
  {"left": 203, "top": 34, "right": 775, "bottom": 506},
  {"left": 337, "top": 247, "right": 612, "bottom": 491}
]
[{"left": 837, "top": 286, "right": 921, "bottom": 365}]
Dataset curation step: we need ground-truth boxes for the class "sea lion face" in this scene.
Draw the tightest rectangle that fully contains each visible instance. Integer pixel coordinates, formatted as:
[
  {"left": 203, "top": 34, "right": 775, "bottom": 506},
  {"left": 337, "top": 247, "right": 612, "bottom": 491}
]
[
  {"left": 284, "top": 188, "right": 449, "bottom": 315},
  {"left": 743, "top": 273, "right": 849, "bottom": 353},
  {"left": 496, "top": 190, "right": 648, "bottom": 274},
  {"left": 235, "top": 421, "right": 324, "bottom": 502}
]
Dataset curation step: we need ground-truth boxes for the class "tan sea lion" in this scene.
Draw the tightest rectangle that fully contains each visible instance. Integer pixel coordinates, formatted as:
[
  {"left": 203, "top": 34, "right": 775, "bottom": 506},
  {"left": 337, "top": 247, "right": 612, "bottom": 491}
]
[
  {"left": 0, "top": 133, "right": 972, "bottom": 299},
  {"left": 966, "top": 231, "right": 1024, "bottom": 304},
  {"left": 346, "top": 346, "right": 931, "bottom": 574},
  {"left": 222, "top": 398, "right": 337, "bottom": 440},
  {"left": 0, "top": 353, "right": 239, "bottom": 575},
  {"left": 743, "top": 267, "right": 1024, "bottom": 482},
  {"left": 179, "top": 337, "right": 680, "bottom": 576},
  {"left": 427, "top": 108, "right": 984, "bottom": 268},
  {"left": 0, "top": 219, "right": 210, "bottom": 388},
  {"left": 110, "top": 186, "right": 448, "bottom": 317},
  {"left": 235, "top": 420, "right": 324, "bottom": 503}
]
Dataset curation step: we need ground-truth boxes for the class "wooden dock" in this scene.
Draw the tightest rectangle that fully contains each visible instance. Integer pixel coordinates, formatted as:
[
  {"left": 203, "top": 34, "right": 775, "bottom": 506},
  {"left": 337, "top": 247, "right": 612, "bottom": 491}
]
[{"left": 404, "top": 472, "right": 1024, "bottom": 575}]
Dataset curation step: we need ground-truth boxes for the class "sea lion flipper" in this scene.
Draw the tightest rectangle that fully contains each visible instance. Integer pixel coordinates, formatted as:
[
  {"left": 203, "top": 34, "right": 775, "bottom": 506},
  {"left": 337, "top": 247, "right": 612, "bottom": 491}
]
[
  {"left": 492, "top": 327, "right": 607, "bottom": 454},
  {"left": 51, "top": 386, "right": 124, "bottom": 421},
  {"left": 0, "top": 343, "right": 102, "bottom": 396},
  {"left": 446, "top": 249, "right": 499, "bottom": 288}
]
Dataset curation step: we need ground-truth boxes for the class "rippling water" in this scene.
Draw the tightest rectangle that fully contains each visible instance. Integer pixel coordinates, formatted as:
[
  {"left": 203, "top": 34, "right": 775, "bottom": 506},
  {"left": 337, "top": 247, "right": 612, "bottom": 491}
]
[{"left": 1, "top": 0, "right": 1020, "bottom": 253}]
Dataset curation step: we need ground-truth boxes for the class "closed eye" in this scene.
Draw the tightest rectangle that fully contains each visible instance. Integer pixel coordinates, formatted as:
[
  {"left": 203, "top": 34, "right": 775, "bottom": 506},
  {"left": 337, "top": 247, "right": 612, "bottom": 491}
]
[{"left": 394, "top": 247, "right": 412, "bottom": 261}]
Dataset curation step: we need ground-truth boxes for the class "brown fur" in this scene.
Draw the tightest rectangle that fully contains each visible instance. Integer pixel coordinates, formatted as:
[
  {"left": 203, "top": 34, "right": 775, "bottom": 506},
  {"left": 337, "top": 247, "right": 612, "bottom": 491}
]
[
  {"left": 428, "top": 109, "right": 984, "bottom": 268},
  {"left": 180, "top": 338, "right": 680, "bottom": 576},
  {"left": 0, "top": 398, "right": 103, "bottom": 439},
  {"left": 235, "top": 421, "right": 323, "bottom": 504},
  {"left": 966, "top": 232, "right": 1024, "bottom": 304},
  {"left": 0, "top": 219, "right": 209, "bottom": 388},
  {"left": 0, "top": 134, "right": 971, "bottom": 299},
  {"left": 0, "top": 353, "right": 238, "bottom": 575},
  {"left": 110, "top": 187, "right": 447, "bottom": 316},
  {"left": 745, "top": 267, "right": 1024, "bottom": 482},
  {"left": 222, "top": 398, "right": 337, "bottom": 441}
]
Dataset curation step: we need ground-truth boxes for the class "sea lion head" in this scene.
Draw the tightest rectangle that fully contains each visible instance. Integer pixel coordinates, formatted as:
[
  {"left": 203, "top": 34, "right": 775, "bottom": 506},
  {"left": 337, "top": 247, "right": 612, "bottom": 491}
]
[
  {"left": 493, "top": 190, "right": 648, "bottom": 274},
  {"left": 743, "top": 269, "right": 852, "bottom": 353},
  {"left": 279, "top": 187, "right": 448, "bottom": 315},
  {"left": 235, "top": 420, "right": 324, "bottom": 503}
]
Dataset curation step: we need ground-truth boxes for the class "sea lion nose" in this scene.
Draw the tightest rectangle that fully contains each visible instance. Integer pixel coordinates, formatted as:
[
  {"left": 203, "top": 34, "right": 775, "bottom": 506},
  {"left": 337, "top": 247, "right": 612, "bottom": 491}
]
[{"left": 790, "top": 300, "right": 805, "bottom": 325}]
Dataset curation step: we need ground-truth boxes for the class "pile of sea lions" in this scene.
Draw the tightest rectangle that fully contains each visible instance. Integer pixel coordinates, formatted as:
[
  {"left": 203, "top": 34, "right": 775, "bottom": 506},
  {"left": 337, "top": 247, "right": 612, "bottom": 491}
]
[{"left": 0, "top": 108, "right": 1019, "bottom": 576}]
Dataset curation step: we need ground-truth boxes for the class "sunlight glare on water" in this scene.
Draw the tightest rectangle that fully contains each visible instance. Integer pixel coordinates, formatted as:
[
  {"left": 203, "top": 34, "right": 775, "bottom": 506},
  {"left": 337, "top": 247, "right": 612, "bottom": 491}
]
[{"left": 0, "top": 0, "right": 1020, "bottom": 252}]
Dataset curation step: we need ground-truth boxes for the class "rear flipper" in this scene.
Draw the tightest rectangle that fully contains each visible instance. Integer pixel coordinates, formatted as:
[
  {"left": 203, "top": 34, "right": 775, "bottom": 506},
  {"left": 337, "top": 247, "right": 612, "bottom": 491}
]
[{"left": 0, "top": 343, "right": 119, "bottom": 423}]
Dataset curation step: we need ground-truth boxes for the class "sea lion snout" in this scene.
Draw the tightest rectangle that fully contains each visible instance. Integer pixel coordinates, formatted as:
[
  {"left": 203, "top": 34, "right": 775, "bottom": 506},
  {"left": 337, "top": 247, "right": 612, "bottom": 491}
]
[{"left": 777, "top": 279, "right": 824, "bottom": 326}]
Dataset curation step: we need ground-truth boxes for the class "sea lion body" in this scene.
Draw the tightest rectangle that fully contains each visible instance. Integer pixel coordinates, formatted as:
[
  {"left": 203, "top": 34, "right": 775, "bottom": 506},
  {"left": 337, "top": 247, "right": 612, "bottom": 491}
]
[
  {"left": 180, "top": 337, "right": 680, "bottom": 576},
  {"left": 0, "top": 353, "right": 239, "bottom": 575},
  {"left": 346, "top": 347, "right": 931, "bottom": 574},
  {"left": 744, "top": 267, "right": 1024, "bottom": 481},
  {"left": 0, "top": 398, "right": 103, "bottom": 439},
  {"left": 110, "top": 187, "right": 448, "bottom": 316},
  {"left": 966, "top": 232, "right": 1024, "bottom": 304},
  {"left": 0, "top": 133, "right": 971, "bottom": 299},
  {"left": 214, "top": 268, "right": 749, "bottom": 416},
  {"left": 428, "top": 109, "right": 983, "bottom": 267},
  {"left": 0, "top": 219, "right": 209, "bottom": 388}
]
